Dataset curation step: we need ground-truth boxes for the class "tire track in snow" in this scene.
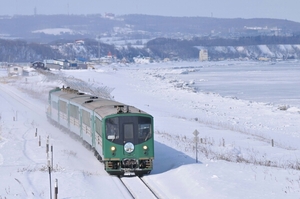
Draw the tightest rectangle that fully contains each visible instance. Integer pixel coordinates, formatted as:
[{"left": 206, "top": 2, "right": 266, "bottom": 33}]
[{"left": 0, "top": 138, "right": 7, "bottom": 166}]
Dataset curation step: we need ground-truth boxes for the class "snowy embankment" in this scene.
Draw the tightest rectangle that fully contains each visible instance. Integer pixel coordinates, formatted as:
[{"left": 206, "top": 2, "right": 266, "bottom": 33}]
[{"left": 1, "top": 60, "right": 300, "bottom": 198}]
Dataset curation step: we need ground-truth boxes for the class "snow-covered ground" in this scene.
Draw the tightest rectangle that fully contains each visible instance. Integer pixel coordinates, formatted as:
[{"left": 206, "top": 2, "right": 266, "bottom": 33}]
[{"left": 0, "top": 60, "right": 300, "bottom": 198}]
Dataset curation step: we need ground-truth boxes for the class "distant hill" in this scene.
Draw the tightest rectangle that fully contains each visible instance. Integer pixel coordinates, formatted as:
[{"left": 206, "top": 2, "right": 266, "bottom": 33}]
[
  {"left": 1, "top": 14, "right": 300, "bottom": 43},
  {"left": 1, "top": 36, "right": 300, "bottom": 62},
  {"left": 122, "top": 15, "right": 300, "bottom": 36},
  {"left": 2, "top": 15, "right": 300, "bottom": 62}
]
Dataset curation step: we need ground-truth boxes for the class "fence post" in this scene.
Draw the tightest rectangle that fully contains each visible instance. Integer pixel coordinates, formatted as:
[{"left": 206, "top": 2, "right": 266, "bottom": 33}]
[
  {"left": 46, "top": 136, "right": 49, "bottom": 154},
  {"left": 48, "top": 159, "right": 52, "bottom": 199},
  {"left": 54, "top": 179, "right": 58, "bottom": 199},
  {"left": 51, "top": 145, "right": 53, "bottom": 170}
]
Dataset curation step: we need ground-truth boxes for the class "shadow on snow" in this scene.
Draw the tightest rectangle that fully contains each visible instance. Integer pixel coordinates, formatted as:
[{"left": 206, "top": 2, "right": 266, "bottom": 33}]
[{"left": 151, "top": 141, "right": 202, "bottom": 174}]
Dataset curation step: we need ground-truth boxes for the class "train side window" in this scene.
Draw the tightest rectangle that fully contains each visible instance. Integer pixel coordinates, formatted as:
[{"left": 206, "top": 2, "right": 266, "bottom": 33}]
[
  {"left": 106, "top": 118, "right": 119, "bottom": 140},
  {"left": 95, "top": 116, "right": 102, "bottom": 137},
  {"left": 52, "top": 101, "right": 58, "bottom": 110},
  {"left": 59, "top": 100, "right": 67, "bottom": 113},
  {"left": 82, "top": 109, "right": 91, "bottom": 127},
  {"left": 69, "top": 104, "right": 79, "bottom": 119}
]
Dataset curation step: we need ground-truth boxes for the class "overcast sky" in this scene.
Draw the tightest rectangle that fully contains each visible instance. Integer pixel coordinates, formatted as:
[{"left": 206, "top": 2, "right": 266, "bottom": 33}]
[{"left": 1, "top": 0, "right": 300, "bottom": 23}]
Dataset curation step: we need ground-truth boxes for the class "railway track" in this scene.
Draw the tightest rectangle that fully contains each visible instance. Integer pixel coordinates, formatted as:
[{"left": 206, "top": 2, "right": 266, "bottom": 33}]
[{"left": 119, "top": 176, "right": 161, "bottom": 199}]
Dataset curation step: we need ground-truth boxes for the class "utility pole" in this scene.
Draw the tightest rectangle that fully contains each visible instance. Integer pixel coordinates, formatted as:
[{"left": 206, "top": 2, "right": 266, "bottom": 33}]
[
  {"left": 193, "top": 130, "right": 199, "bottom": 163},
  {"left": 97, "top": 36, "right": 101, "bottom": 63}
]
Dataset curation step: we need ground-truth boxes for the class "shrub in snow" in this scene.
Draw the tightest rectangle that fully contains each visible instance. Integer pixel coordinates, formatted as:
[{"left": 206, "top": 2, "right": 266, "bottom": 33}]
[
  {"left": 278, "top": 105, "right": 290, "bottom": 111},
  {"left": 180, "top": 70, "right": 189, "bottom": 74}
]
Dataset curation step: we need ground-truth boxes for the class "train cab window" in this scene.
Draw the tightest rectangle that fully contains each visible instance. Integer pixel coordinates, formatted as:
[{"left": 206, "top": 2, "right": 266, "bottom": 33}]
[
  {"left": 124, "top": 123, "right": 134, "bottom": 139},
  {"left": 138, "top": 123, "right": 151, "bottom": 140},
  {"left": 106, "top": 118, "right": 119, "bottom": 140},
  {"left": 138, "top": 117, "right": 152, "bottom": 141}
]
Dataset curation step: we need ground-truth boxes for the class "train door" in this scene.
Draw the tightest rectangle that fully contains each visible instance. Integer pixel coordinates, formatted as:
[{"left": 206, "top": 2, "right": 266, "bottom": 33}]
[{"left": 119, "top": 116, "right": 137, "bottom": 155}]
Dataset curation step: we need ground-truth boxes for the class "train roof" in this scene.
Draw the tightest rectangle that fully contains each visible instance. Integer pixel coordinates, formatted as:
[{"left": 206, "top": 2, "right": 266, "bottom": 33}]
[{"left": 50, "top": 87, "right": 150, "bottom": 118}]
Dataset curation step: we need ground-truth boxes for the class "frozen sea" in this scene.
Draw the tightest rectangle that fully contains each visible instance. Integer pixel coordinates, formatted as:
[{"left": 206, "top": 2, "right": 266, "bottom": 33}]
[{"left": 164, "top": 60, "right": 300, "bottom": 108}]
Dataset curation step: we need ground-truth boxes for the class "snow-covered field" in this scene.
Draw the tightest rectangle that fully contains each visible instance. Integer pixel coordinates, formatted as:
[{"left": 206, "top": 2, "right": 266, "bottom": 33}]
[{"left": 0, "top": 60, "right": 300, "bottom": 198}]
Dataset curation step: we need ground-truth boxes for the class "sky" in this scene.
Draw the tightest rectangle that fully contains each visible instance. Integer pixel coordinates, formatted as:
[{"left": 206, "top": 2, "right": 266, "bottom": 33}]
[
  {"left": 1, "top": 0, "right": 300, "bottom": 23},
  {"left": 1, "top": 60, "right": 300, "bottom": 198}
]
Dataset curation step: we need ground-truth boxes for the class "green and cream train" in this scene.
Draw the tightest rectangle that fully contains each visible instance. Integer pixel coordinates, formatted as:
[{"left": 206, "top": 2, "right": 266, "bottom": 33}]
[{"left": 47, "top": 87, "right": 154, "bottom": 176}]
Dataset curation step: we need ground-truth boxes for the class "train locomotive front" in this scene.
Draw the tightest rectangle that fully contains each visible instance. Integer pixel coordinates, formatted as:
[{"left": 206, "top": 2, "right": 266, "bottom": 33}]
[
  {"left": 103, "top": 106, "right": 154, "bottom": 176},
  {"left": 47, "top": 87, "right": 154, "bottom": 176}
]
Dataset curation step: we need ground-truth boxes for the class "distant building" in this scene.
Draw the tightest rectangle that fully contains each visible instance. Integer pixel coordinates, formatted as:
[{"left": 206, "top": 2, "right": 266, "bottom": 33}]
[
  {"left": 121, "top": 57, "right": 128, "bottom": 63},
  {"left": 31, "top": 61, "right": 47, "bottom": 70},
  {"left": 7, "top": 65, "right": 23, "bottom": 76},
  {"left": 52, "top": 59, "right": 77, "bottom": 69},
  {"left": 104, "top": 13, "right": 115, "bottom": 19},
  {"left": 22, "top": 67, "right": 37, "bottom": 76},
  {"left": 199, "top": 49, "right": 208, "bottom": 61},
  {"left": 163, "top": 58, "right": 171, "bottom": 62},
  {"left": 258, "top": 57, "right": 270, "bottom": 61},
  {"left": 243, "top": 26, "right": 282, "bottom": 36},
  {"left": 90, "top": 52, "right": 117, "bottom": 65},
  {"left": 44, "top": 59, "right": 87, "bottom": 70},
  {"left": 133, "top": 56, "right": 152, "bottom": 64},
  {"left": 75, "top": 40, "right": 85, "bottom": 45},
  {"left": 53, "top": 59, "right": 68, "bottom": 67}
]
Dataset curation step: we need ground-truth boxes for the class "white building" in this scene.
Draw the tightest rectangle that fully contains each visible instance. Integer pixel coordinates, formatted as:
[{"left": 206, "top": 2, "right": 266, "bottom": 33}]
[
  {"left": 133, "top": 56, "right": 152, "bottom": 64},
  {"left": 199, "top": 49, "right": 208, "bottom": 61},
  {"left": 7, "top": 65, "right": 23, "bottom": 76}
]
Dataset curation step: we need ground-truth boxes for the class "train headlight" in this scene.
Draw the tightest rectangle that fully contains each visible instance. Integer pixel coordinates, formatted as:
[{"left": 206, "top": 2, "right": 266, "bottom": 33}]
[
  {"left": 124, "top": 142, "right": 134, "bottom": 153},
  {"left": 111, "top": 146, "right": 116, "bottom": 152},
  {"left": 143, "top": 145, "right": 148, "bottom": 150}
]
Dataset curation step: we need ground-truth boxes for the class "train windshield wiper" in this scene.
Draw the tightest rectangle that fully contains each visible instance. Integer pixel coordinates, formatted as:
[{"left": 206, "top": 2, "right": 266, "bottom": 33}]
[{"left": 144, "top": 132, "right": 150, "bottom": 141}]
